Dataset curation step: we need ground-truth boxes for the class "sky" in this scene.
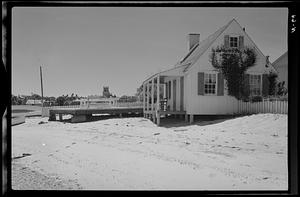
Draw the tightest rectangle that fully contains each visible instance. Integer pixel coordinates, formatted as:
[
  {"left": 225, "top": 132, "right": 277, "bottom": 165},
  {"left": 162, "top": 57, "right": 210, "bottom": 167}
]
[{"left": 12, "top": 6, "right": 288, "bottom": 97}]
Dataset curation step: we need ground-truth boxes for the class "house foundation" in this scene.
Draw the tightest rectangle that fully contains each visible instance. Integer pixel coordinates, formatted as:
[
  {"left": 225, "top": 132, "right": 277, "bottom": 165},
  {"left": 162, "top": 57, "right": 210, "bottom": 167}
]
[{"left": 189, "top": 114, "right": 194, "bottom": 124}]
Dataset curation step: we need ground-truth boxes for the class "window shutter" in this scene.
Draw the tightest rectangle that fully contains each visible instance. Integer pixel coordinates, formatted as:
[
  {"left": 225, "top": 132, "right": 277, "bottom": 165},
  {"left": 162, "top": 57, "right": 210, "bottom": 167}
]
[
  {"left": 224, "top": 35, "right": 229, "bottom": 49},
  {"left": 243, "top": 74, "right": 250, "bottom": 97},
  {"left": 239, "top": 36, "right": 244, "bottom": 50},
  {"left": 262, "top": 74, "right": 269, "bottom": 97},
  {"left": 217, "top": 73, "right": 224, "bottom": 96},
  {"left": 169, "top": 81, "right": 171, "bottom": 98},
  {"left": 165, "top": 82, "right": 168, "bottom": 99},
  {"left": 198, "top": 72, "right": 204, "bottom": 95}
]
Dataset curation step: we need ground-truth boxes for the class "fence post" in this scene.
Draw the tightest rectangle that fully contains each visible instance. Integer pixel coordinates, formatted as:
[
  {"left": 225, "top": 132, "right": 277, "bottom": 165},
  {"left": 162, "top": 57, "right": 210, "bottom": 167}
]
[
  {"left": 270, "top": 99, "right": 272, "bottom": 113},
  {"left": 256, "top": 102, "right": 258, "bottom": 114},
  {"left": 279, "top": 100, "right": 282, "bottom": 114},
  {"left": 240, "top": 100, "right": 242, "bottom": 115},
  {"left": 248, "top": 101, "right": 250, "bottom": 114},
  {"left": 285, "top": 101, "right": 287, "bottom": 114}
]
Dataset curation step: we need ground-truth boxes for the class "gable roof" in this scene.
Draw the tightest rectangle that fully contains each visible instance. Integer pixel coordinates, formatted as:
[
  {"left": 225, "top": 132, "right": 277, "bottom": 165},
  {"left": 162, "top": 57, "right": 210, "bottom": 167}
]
[
  {"left": 272, "top": 51, "right": 288, "bottom": 67},
  {"left": 143, "top": 18, "right": 277, "bottom": 84},
  {"left": 181, "top": 19, "right": 235, "bottom": 72},
  {"left": 181, "top": 19, "right": 279, "bottom": 74}
]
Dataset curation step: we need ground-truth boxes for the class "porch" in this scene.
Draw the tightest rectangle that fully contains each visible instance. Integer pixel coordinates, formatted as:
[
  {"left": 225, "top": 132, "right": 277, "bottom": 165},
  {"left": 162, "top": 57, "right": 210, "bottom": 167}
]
[{"left": 142, "top": 66, "right": 192, "bottom": 126}]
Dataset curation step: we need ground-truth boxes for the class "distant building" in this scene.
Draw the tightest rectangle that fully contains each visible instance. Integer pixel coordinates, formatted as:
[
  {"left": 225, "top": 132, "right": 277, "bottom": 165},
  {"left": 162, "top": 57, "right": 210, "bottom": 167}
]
[
  {"left": 102, "top": 86, "right": 112, "bottom": 98},
  {"left": 272, "top": 51, "right": 288, "bottom": 90},
  {"left": 26, "top": 99, "right": 42, "bottom": 105}
]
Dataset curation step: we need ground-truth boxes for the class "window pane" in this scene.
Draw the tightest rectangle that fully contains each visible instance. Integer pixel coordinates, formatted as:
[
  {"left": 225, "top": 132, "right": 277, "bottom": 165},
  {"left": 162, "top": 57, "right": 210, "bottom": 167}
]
[
  {"left": 249, "top": 75, "right": 261, "bottom": 96},
  {"left": 204, "top": 73, "right": 217, "bottom": 94}
]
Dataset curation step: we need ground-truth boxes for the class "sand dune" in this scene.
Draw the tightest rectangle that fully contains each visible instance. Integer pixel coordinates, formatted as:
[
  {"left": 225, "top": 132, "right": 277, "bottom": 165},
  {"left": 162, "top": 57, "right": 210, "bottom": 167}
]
[{"left": 11, "top": 114, "right": 287, "bottom": 190}]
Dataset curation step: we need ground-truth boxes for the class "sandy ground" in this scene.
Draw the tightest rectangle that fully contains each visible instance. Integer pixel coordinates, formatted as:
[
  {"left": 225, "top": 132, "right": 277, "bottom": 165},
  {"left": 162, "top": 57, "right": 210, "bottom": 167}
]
[{"left": 11, "top": 114, "right": 287, "bottom": 190}]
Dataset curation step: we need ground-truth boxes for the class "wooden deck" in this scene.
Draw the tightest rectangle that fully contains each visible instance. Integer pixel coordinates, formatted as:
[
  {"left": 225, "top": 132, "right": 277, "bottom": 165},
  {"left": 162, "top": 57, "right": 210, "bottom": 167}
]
[{"left": 49, "top": 107, "right": 143, "bottom": 123}]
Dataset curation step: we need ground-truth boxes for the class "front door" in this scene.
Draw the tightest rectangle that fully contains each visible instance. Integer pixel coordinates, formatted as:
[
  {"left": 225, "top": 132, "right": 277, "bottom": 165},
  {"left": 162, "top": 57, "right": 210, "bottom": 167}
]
[{"left": 173, "top": 79, "right": 176, "bottom": 111}]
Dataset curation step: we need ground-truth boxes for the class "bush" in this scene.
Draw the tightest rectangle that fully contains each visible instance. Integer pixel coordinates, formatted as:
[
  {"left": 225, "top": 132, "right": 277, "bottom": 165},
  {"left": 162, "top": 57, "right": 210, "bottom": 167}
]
[{"left": 251, "top": 95, "right": 262, "bottom": 102}]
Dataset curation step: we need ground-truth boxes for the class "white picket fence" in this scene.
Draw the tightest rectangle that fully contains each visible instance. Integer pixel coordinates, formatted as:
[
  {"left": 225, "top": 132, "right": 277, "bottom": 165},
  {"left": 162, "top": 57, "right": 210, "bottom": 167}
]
[{"left": 237, "top": 98, "right": 288, "bottom": 114}]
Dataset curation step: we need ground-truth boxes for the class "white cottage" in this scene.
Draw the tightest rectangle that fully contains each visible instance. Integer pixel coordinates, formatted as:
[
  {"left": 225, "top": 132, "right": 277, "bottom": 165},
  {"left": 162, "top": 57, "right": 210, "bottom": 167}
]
[{"left": 142, "top": 19, "right": 276, "bottom": 125}]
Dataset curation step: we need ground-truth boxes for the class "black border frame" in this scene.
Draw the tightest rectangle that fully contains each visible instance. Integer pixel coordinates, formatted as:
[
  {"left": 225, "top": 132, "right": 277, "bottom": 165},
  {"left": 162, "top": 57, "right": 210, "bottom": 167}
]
[{"left": 2, "top": 1, "right": 298, "bottom": 196}]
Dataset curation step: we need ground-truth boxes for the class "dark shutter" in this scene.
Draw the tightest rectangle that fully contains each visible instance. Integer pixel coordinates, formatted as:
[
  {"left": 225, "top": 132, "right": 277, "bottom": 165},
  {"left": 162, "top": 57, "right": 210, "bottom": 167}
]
[
  {"left": 165, "top": 82, "right": 168, "bottom": 99},
  {"left": 239, "top": 36, "right": 244, "bottom": 50},
  {"left": 243, "top": 74, "right": 250, "bottom": 98},
  {"left": 180, "top": 77, "right": 184, "bottom": 111},
  {"left": 168, "top": 81, "right": 171, "bottom": 99},
  {"left": 217, "top": 73, "right": 224, "bottom": 96},
  {"left": 224, "top": 35, "right": 229, "bottom": 49},
  {"left": 173, "top": 80, "right": 176, "bottom": 110},
  {"left": 262, "top": 74, "right": 269, "bottom": 97},
  {"left": 198, "top": 72, "right": 204, "bottom": 95}
]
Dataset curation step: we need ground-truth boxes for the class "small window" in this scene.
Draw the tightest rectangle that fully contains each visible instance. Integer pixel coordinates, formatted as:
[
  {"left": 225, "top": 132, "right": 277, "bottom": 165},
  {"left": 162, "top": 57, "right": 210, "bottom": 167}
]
[
  {"left": 229, "top": 36, "right": 238, "bottom": 48},
  {"left": 204, "top": 73, "right": 217, "bottom": 95},
  {"left": 249, "top": 75, "right": 261, "bottom": 96}
]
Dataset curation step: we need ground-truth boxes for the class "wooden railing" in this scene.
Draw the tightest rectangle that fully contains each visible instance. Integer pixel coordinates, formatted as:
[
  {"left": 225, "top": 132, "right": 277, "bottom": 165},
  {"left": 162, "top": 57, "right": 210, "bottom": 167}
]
[
  {"left": 45, "top": 105, "right": 81, "bottom": 108},
  {"left": 115, "top": 101, "right": 143, "bottom": 108},
  {"left": 144, "top": 99, "right": 168, "bottom": 112}
]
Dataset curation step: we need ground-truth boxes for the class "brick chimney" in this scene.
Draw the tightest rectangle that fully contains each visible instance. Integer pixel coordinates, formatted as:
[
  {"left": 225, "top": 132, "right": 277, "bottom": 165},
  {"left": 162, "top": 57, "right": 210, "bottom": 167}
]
[{"left": 188, "top": 33, "right": 200, "bottom": 51}]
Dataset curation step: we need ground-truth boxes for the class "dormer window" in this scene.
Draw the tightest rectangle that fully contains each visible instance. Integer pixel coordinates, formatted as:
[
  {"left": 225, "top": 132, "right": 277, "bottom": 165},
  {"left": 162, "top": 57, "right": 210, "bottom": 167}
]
[{"left": 229, "top": 36, "right": 238, "bottom": 48}]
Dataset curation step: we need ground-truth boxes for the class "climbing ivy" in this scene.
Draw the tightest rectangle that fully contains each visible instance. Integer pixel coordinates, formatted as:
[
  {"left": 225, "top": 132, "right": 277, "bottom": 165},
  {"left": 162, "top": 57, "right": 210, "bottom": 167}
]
[
  {"left": 209, "top": 46, "right": 257, "bottom": 100},
  {"left": 267, "top": 72, "right": 278, "bottom": 96}
]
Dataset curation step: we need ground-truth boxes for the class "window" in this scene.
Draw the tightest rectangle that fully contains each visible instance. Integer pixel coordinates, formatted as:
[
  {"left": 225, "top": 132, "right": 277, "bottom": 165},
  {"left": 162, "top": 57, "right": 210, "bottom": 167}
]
[
  {"left": 249, "top": 75, "right": 261, "bottom": 96},
  {"left": 229, "top": 36, "right": 238, "bottom": 48},
  {"left": 204, "top": 73, "right": 217, "bottom": 95}
]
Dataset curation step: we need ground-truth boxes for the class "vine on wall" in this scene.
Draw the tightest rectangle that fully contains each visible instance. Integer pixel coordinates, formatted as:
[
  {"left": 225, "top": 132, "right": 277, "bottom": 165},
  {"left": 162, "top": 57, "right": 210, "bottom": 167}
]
[
  {"left": 267, "top": 72, "right": 278, "bottom": 96},
  {"left": 209, "top": 46, "right": 257, "bottom": 100}
]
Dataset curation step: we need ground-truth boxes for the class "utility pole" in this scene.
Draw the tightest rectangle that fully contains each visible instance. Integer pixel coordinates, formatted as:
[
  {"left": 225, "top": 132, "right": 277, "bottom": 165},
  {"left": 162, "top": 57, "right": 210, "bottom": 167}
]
[{"left": 40, "top": 66, "right": 44, "bottom": 107}]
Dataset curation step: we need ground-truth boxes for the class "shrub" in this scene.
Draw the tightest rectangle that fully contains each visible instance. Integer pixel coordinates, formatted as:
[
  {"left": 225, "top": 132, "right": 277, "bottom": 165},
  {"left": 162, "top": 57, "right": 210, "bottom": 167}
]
[{"left": 251, "top": 95, "right": 262, "bottom": 102}]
